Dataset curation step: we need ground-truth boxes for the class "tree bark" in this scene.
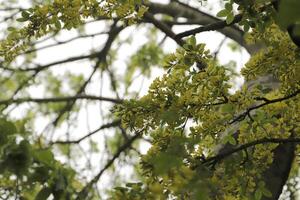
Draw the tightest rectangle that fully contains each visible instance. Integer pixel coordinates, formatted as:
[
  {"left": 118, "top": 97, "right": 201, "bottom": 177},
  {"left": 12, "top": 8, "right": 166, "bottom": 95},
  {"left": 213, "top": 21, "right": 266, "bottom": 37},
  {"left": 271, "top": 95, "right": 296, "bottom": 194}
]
[
  {"left": 147, "top": 2, "right": 262, "bottom": 54},
  {"left": 262, "top": 142, "right": 295, "bottom": 200}
]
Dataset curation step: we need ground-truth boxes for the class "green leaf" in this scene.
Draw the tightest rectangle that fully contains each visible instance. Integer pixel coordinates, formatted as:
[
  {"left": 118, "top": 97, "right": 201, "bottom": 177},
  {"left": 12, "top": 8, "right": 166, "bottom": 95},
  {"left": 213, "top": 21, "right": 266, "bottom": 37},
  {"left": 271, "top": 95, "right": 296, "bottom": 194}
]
[
  {"left": 262, "top": 188, "right": 272, "bottom": 198},
  {"left": 31, "top": 166, "right": 50, "bottom": 182},
  {"left": 217, "top": 9, "right": 229, "bottom": 18},
  {"left": 188, "top": 35, "right": 197, "bottom": 47},
  {"left": 35, "top": 187, "right": 52, "bottom": 200},
  {"left": 183, "top": 43, "right": 193, "bottom": 51},
  {"left": 5, "top": 140, "right": 32, "bottom": 175},
  {"left": 228, "top": 135, "right": 237, "bottom": 145},
  {"left": 55, "top": 173, "right": 67, "bottom": 191},
  {"left": 194, "top": 186, "right": 209, "bottom": 199},
  {"left": 21, "top": 11, "right": 30, "bottom": 19},
  {"left": 243, "top": 24, "right": 250, "bottom": 32},
  {"left": 150, "top": 152, "right": 182, "bottom": 175},
  {"left": 16, "top": 18, "right": 28, "bottom": 22},
  {"left": 221, "top": 104, "right": 234, "bottom": 114},
  {"left": 254, "top": 111, "right": 265, "bottom": 122},
  {"left": 255, "top": 0, "right": 271, "bottom": 4},
  {"left": 161, "top": 109, "right": 179, "bottom": 125},
  {"left": 255, "top": 189, "right": 262, "bottom": 200},
  {"left": 7, "top": 27, "right": 16, "bottom": 32},
  {"left": 33, "top": 149, "right": 55, "bottom": 167},
  {"left": 0, "top": 118, "right": 17, "bottom": 135},
  {"left": 225, "top": 3, "right": 232, "bottom": 11},
  {"left": 226, "top": 12, "right": 235, "bottom": 24},
  {"left": 196, "top": 43, "right": 205, "bottom": 52},
  {"left": 54, "top": 20, "right": 61, "bottom": 30},
  {"left": 262, "top": 87, "right": 272, "bottom": 94},
  {"left": 183, "top": 56, "right": 194, "bottom": 66}
]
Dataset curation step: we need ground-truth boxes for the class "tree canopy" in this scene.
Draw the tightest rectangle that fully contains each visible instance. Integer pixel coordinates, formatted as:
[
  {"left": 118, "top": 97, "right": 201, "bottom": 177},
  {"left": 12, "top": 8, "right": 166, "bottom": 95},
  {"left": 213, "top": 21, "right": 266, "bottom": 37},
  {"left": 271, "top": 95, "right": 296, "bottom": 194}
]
[{"left": 0, "top": 0, "right": 299, "bottom": 199}]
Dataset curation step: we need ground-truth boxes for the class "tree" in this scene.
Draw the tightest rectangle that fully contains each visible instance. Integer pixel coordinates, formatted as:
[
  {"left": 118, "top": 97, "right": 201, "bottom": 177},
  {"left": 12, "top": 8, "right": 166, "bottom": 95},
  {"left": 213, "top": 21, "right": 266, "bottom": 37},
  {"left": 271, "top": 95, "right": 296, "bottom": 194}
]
[{"left": 0, "top": 0, "right": 299, "bottom": 199}]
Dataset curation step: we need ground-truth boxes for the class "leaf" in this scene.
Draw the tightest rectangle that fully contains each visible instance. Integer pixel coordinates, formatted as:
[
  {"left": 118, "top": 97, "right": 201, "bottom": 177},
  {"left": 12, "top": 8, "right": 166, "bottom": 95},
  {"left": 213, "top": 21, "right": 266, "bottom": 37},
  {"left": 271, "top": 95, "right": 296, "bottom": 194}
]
[
  {"left": 33, "top": 149, "right": 55, "bottom": 167},
  {"left": 150, "top": 152, "right": 182, "bottom": 175},
  {"left": 183, "top": 55, "right": 194, "bottom": 66},
  {"left": 217, "top": 9, "right": 229, "bottom": 18},
  {"left": 16, "top": 18, "right": 28, "bottom": 22},
  {"left": 254, "top": 111, "right": 265, "bottom": 122},
  {"left": 255, "top": 189, "right": 262, "bottom": 200},
  {"left": 7, "top": 27, "right": 16, "bottom": 32},
  {"left": 226, "top": 12, "right": 235, "bottom": 24},
  {"left": 55, "top": 173, "right": 67, "bottom": 191},
  {"left": 255, "top": 0, "right": 271, "bottom": 4},
  {"left": 161, "top": 109, "right": 179, "bottom": 125},
  {"left": 21, "top": 11, "right": 30, "bottom": 19},
  {"left": 262, "top": 87, "right": 272, "bottom": 94},
  {"left": 35, "top": 187, "right": 52, "bottom": 200},
  {"left": 5, "top": 140, "right": 32, "bottom": 175},
  {"left": 262, "top": 188, "right": 272, "bottom": 198},
  {"left": 194, "top": 186, "right": 209, "bottom": 199},
  {"left": 31, "top": 166, "right": 50, "bottom": 182},
  {"left": 54, "top": 20, "right": 61, "bottom": 30},
  {"left": 183, "top": 43, "right": 194, "bottom": 51},
  {"left": 243, "top": 24, "right": 250, "bottom": 32},
  {"left": 225, "top": 3, "right": 232, "bottom": 11},
  {"left": 188, "top": 35, "right": 197, "bottom": 47},
  {"left": 221, "top": 104, "right": 234, "bottom": 114},
  {"left": 196, "top": 43, "right": 205, "bottom": 52},
  {"left": 228, "top": 135, "right": 237, "bottom": 145},
  {"left": 0, "top": 118, "right": 17, "bottom": 135}
]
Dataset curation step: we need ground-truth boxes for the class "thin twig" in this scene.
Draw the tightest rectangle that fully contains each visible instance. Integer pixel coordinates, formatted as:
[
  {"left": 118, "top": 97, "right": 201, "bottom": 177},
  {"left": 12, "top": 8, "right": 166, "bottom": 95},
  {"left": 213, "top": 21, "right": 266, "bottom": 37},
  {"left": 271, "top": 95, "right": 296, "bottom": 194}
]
[
  {"left": 51, "top": 120, "right": 121, "bottom": 145},
  {"left": 0, "top": 95, "right": 123, "bottom": 105},
  {"left": 76, "top": 129, "right": 144, "bottom": 199}
]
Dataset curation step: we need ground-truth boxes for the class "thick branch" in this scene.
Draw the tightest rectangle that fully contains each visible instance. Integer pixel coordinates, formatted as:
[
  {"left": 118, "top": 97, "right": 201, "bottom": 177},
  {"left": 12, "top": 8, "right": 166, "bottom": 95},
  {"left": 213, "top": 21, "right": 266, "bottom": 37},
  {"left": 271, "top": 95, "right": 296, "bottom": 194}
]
[
  {"left": 143, "top": 12, "right": 184, "bottom": 46},
  {"left": 147, "top": 2, "right": 261, "bottom": 54},
  {"left": 203, "top": 137, "right": 299, "bottom": 166},
  {"left": 213, "top": 89, "right": 299, "bottom": 199}
]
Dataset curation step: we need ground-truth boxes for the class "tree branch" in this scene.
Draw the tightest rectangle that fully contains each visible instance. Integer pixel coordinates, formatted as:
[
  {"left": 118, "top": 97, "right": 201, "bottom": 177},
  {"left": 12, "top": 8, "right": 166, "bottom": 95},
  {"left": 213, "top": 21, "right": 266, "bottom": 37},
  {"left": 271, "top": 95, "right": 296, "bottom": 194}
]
[
  {"left": 1, "top": 52, "right": 100, "bottom": 72},
  {"left": 203, "top": 137, "right": 300, "bottom": 166},
  {"left": 51, "top": 120, "right": 121, "bottom": 145},
  {"left": 76, "top": 129, "right": 143, "bottom": 199},
  {"left": 176, "top": 14, "right": 243, "bottom": 39},
  {"left": 143, "top": 12, "right": 184, "bottom": 46},
  {"left": 23, "top": 31, "right": 109, "bottom": 55},
  {"left": 0, "top": 95, "right": 123, "bottom": 105},
  {"left": 230, "top": 90, "right": 300, "bottom": 124},
  {"left": 50, "top": 23, "right": 123, "bottom": 128},
  {"left": 147, "top": 2, "right": 261, "bottom": 54}
]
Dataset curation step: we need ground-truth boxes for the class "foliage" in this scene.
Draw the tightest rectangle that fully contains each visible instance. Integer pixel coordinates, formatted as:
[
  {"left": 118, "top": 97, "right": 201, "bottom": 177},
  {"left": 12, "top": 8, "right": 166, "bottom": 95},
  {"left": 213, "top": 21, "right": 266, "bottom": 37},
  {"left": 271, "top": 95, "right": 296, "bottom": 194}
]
[
  {"left": 0, "top": 0, "right": 299, "bottom": 199},
  {"left": 0, "top": 118, "right": 80, "bottom": 199},
  {"left": 115, "top": 30, "right": 299, "bottom": 199}
]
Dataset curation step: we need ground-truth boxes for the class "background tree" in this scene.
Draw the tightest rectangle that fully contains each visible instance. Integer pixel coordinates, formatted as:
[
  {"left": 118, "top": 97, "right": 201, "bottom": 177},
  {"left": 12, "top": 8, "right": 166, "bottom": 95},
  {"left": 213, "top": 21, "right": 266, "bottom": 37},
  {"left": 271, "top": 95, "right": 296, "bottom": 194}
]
[{"left": 0, "top": 0, "right": 299, "bottom": 199}]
